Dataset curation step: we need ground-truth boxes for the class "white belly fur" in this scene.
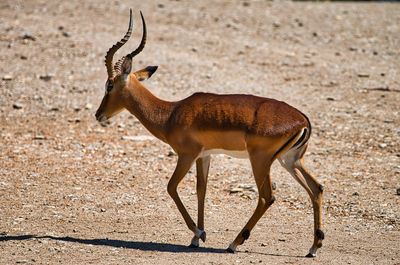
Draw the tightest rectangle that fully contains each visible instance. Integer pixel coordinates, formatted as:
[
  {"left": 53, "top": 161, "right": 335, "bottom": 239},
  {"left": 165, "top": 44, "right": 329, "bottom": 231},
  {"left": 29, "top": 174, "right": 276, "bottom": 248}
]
[{"left": 198, "top": 149, "right": 249, "bottom": 159}]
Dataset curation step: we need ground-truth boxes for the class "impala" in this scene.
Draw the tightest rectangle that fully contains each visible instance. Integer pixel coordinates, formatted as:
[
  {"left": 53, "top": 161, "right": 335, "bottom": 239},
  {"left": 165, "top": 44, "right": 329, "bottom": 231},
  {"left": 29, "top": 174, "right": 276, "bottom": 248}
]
[{"left": 95, "top": 9, "right": 325, "bottom": 257}]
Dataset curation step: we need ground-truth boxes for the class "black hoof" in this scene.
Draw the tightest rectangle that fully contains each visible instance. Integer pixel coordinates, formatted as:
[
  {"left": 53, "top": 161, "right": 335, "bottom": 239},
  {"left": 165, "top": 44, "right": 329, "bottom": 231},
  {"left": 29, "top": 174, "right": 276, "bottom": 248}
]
[
  {"left": 200, "top": 231, "right": 207, "bottom": 242},
  {"left": 225, "top": 247, "right": 235, "bottom": 254},
  {"left": 188, "top": 243, "right": 199, "bottom": 248},
  {"left": 305, "top": 253, "right": 316, "bottom": 258}
]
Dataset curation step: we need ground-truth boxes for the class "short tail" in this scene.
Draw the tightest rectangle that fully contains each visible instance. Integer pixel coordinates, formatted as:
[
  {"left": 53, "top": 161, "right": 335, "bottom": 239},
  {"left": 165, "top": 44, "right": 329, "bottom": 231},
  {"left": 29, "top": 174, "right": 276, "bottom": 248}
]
[
  {"left": 292, "top": 113, "right": 312, "bottom": 150},
  {"left": 273, "top": 113, "right": 312, "bottom": 159}
]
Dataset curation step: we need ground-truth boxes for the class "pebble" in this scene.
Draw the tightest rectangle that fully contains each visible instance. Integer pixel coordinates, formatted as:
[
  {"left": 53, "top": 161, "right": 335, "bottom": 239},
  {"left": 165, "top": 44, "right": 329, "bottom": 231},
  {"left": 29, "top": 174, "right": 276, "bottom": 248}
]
[
  {"left": 272, "top": 22, "right": 281, "bottom": 28},
  {"left": 378, "top": 143, "right": 387, "bottom": 149},
  {"left": 121, "top": 135, "right": 155, "bottom": 141},
  {"left": 33, "top": 135, "right": 46, "bottom": 140},
  {"left": 85, "top": 103, "right": 93, "bottom": 110},
  {"left": 39, "top": 74, "right": 54, "bottom": 81},
  {"left": 357, "top": 73, "right": 370, "bottom": 78},
  {"left": 21, "top": 32, "right": 36, "bottom": 41},
  {"left": 13, "top": 103, "right": 23, "bottom": 109},
  {"left": 396, "top": 188, "right": 400, "bottom": 196},
  {"left": 49, "top": 107, "right": 60, "bottom": 111},
  {"left": 62, "top": 31, "right": 70, "bottom": 37},
  {"left": 2, "top": 75, "right": 13, "bottom": 81}
]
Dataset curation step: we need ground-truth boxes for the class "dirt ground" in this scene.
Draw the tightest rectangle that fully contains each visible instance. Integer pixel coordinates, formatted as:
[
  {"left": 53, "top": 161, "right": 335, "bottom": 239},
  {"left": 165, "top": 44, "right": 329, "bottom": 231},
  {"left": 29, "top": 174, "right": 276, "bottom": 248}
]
[{"left": 1, "top": 0, "right": 399, "bottom": 264}]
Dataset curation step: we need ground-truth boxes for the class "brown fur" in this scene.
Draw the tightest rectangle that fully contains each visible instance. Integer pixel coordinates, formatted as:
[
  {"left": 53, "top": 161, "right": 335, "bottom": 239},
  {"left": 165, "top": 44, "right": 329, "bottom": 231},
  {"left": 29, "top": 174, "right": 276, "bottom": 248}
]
[{"left": 96, "top": 11, "right": 322, "bottom": 256}]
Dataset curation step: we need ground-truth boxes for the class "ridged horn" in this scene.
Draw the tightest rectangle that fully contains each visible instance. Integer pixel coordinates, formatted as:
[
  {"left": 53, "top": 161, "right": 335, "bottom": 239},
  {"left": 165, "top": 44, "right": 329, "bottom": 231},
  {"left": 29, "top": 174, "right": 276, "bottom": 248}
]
[
  {"left": 104, "top": 9, "right": 133, "bottom": 78},
  {"left": 127, "top": 11, "right": 146, "bottom": 59}
]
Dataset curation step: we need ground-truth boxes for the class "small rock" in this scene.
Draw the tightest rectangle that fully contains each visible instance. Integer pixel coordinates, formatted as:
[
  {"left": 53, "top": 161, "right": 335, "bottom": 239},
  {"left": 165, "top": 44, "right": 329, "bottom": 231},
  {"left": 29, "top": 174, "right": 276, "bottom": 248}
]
[
  {"left": 49, "top": 107, "right": 60, "bottom": 111},
  {"left": 230, "top": 187, "right": 243, "bottom": 194},
  {"left": 62, "top": 31, "right": 70, "bottom": 37},
  {"left": 396, "top": 188, "right": 400, "bottom": 196},
  {"left": 294, "top": 18, "right": 303, "bottom": 27},
  {"left": 21, "top": 32, "right": 36, "bottom": 41},
  {"left": 326, "top": 97, "right": 335, "bottom": 101},
  {"left": 322, "top": 80, "right": 338, "bottom": 87},
  {"left": 121, "top": 135, "right": 155, "bottom": 141},
  {"left": 2, "top": 75, "right": 13, "bottom": 81},
  {"left": 20, "top": 55, "right": 28, "bottom": 60},
  {"left": 352, "top": 192, "right": 359, "bottom": 196},
  {"left": 33, "top": 135, "right": 46, "bottom": 140},
  {"left": 39, "top": 74, "right": 54, "bottom": 81},
  {"left": 85, "top": 103, "right": 93, "bottom": 110},
  {"left": 357, "top": 73, "right": 370, "bottom": 78},
  {"left": 13, "top": 103, "right": 23, "bottom": 109},
  {"left": 167, "top": 151, "right": 176, "bottom": 157},
  {"left": 378, "top": 143, "right": 387, "bottom": 149},
  {"left": 272, "top": 22, "right": 280, "bottom": 28},
  {"left": 100, "top": 208, "right": 106, "bottom": 212},
  {"left": 157, "top": 3, "right": 164, "bottom": 8},
  {"left": 242, "top": 2, "right": 250, "bottom": 7}
]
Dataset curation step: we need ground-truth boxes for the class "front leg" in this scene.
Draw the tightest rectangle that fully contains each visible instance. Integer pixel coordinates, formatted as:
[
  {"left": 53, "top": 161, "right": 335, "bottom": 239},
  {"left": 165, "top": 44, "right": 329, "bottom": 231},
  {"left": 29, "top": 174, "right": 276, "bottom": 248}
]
[
  {"left": 167, "top": 154, "right": 203, "bottom": 242},
  {"left": 190, "top": 156, "right": 211, "bottom": 248}
]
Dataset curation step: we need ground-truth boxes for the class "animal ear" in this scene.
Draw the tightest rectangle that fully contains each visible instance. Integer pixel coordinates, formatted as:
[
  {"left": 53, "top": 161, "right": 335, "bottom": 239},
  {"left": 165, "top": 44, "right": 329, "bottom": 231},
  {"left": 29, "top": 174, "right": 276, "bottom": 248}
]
[
  {"left": 133, "top": 66, "right": 158, "bottom": 81},
  {"left": 121, "top": 56, "right": 132, "bottom": 75}
]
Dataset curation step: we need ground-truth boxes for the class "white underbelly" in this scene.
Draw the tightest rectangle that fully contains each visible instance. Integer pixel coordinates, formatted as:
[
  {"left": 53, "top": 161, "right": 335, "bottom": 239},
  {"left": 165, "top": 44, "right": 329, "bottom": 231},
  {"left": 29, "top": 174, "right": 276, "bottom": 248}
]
[{"left": 198, "top": 149, "right": 249, "bottom": 159}]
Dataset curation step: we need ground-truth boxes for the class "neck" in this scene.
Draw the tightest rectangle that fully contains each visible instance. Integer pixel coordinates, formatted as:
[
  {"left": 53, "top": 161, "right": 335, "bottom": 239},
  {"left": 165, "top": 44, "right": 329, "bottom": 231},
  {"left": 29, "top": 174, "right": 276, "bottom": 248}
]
[{"left": 123, "top": 76, "right": 174, "bottom": 143}]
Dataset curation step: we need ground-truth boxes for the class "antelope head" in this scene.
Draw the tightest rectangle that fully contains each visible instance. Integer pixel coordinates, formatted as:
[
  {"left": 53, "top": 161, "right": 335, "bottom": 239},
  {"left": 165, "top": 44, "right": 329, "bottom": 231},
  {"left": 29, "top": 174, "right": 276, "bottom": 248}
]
[{"left": 95, "top": 9, "right": 158, "bottom": 122}]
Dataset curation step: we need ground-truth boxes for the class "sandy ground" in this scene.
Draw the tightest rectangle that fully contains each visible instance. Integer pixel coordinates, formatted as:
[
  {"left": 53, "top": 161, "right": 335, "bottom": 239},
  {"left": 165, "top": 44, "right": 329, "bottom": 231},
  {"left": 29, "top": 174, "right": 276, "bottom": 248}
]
[{"left": 1, "top": 1, "right": 399, "bottom": 264}]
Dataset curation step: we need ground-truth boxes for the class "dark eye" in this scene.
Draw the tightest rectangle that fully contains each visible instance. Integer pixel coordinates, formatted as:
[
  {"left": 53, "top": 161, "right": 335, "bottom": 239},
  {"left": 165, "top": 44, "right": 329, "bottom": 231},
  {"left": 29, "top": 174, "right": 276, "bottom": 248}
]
[{"left": 106, "top": 80, "right": 113, "bottom": 92}]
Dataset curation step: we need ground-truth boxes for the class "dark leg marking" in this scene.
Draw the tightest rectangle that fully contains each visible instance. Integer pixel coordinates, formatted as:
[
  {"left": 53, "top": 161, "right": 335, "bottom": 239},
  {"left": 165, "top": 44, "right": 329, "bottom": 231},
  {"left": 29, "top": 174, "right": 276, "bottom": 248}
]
[
  {"left": 225, "top": 247, "right": 235, "bottom": 254},
  {"left": 316, "top": 229, "right": 325, "bottom": 240},
  {"left": 200, "top": 231, "right": 206, "bottom": 242},
  {"left": 242, "top": 229, "right": 250, "bottom": 240},
  {"left": 270, "top": 196, "right": 276, "bottom": 205}
]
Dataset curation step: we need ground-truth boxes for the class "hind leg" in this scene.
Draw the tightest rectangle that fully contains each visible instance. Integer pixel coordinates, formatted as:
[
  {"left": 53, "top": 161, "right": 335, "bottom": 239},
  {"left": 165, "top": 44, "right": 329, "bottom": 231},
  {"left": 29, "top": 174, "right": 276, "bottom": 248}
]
[
  {"left": 279, "top": 145, "right": 324, "bottom": 257},
  {"left": 227, "top": 151, "right": 275, "bottom": 253}
]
